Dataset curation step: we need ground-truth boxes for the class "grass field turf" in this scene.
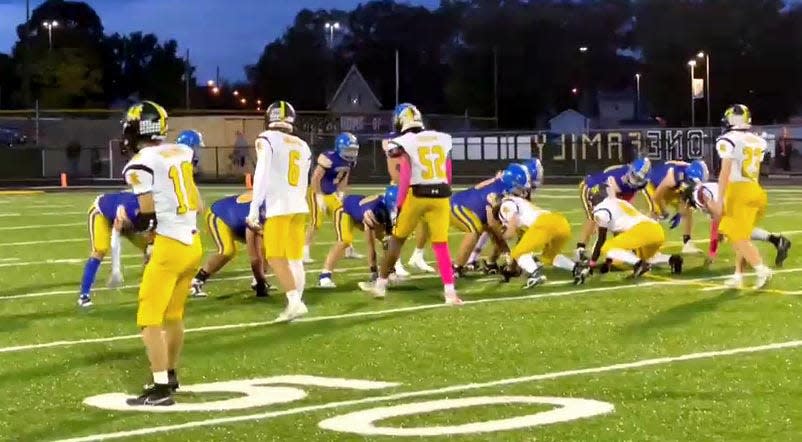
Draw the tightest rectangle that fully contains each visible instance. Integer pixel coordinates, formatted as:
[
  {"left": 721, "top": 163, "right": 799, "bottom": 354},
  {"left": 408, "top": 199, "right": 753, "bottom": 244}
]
[{"left": 1, "top": 185, "right": 802, "bottom": 441}]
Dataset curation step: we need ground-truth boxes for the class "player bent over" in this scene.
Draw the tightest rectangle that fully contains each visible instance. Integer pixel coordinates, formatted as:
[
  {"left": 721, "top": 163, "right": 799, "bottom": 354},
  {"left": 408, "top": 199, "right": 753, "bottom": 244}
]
[
  {"left": 121, "top": 101, "right": 204, "bottom": 406},
  {"left": 318, "top": 186, "right": 397, "bottom": 287},
  {"left": 78, "top": 191, "right": 151, "bottom": 307},
  {"left": 190, "top": 192, "right": 270, "bottom": 298},
  {"left": 249, "top": 101, "right": 312, "bottom": 322},
  {"left": 361, "top": 103, "right": 461, "bottom": 304},
  {"left": 684, "top": 181, "right": 791, "bottom": 267}
]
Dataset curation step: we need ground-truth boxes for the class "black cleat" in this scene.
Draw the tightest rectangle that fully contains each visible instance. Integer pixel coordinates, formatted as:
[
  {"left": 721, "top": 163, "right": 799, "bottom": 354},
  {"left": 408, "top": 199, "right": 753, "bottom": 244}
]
[
  {"left": 597, "top": 258, "right": 613, "bottom": 275},
  {"left": 483, "top": 260, "right": 500, "bottom": 275},
  {"left": 775, "top": 236, "right": 791, "bottom": 268},
  {"left": 453, "top": 265, "right": 466, "bottom": 278},
  {"left": 524, "top": 267, "right": 547, "bottom": 289},
  {"left": 500, "top": 264, "right": 521, "bottom": 283},
  {"left": 254, "top": 281, "right": 269, "bottom": 298},
  {"left": 464, "top": 261, "right": 478, "bottom": 272},
  {"left": 168, "top": 370, "right": 179, "bottom": 392},
  {"left": 126, "top": 384, "right": 175, "bottom": 407},
  {"left": 668, "top": 254, "right": 683, "bottom": 274},
  {"left": 572, "top": 261, "right": 590, "bottom": 285},
  {"left": 632, "top": 260, "right": 651, "bottom": 278}
]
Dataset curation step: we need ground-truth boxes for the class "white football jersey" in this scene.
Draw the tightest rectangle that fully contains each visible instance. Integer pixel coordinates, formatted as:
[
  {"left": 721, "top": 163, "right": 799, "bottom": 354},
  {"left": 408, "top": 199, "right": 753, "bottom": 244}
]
[
  {"left": 252, "top": 130, "right": 312, "bottom": 218},
  {"left": 123, "top": 143, "right": 198, "bottom": 245},
  {"left": 716, "top": 130, "right": 768, "bottom": 183},
  {"left": 593, "top": 197, "right": 655, "bottom": 233},
  {"left": 498, "top": 196, "right": 548, "bottom": 230},
  {"left": 387, "top": 130, "right": 452, "bottom": 185}
]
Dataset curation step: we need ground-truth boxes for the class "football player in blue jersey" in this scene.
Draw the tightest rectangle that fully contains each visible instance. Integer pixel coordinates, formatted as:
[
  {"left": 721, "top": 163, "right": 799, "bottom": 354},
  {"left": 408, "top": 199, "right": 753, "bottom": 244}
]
[
  {"left": 190, "top": 192, "right": 269, "bottom": 298},
  {"left": 450, "top": 163, "right": 529, "bottom": 276},
  {"left": 78, "top": 191, "right": 150, "bottom": 307},
  {"left": 318, "top": 186, "right": 397, "bottom": 287},
  {"left": 577, "top": 158, "right": 652, "bottom": 261},
  {"left": 645, "top": 159, "right": 709, "bottom": 254},
  {"left": 304, "top": 132, "right": 360, "bottom": 263}
]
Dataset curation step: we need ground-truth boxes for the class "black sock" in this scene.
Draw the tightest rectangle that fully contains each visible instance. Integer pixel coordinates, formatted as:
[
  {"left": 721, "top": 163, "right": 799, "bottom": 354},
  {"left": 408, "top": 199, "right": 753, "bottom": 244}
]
[
  {"left": 577, "top": 242, "right": 586, "bottom": 249},
  {"left": 682, "top": 235, "right": 691, "bottom": 244},
  {"left": 195, "top": 269, "right": 210, "bottom": 282},
  {"left": 768, "top": 234, "right": 781, "bottom": 247}
]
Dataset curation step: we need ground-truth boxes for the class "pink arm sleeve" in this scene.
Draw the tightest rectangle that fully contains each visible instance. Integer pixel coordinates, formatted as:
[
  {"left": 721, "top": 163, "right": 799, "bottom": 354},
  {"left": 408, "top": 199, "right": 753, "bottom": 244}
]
[
  {"left": 709, "top": 219, "right": 720, "bottom": 257},
  {"left": 397, "top": 155, "right": 411, "bottom": 209},
  {"left": 446, "top": 158, "right": 453, "bottom": 185}
]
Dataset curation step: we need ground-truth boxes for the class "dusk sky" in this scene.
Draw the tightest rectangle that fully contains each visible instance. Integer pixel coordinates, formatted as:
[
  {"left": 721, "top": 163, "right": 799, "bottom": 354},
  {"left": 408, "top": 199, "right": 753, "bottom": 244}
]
[{"left": 0, "top": 0, "right": 439, "bottom": 82}]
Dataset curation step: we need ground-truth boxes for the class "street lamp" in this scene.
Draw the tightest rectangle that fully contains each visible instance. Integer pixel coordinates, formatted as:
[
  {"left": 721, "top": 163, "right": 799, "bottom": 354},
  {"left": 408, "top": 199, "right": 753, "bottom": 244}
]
[
  {"left": 240, "top": 98, "right": 246, "bottom": 105},
  {"left": 206, "top": 80, "right": 215, "bottom": 87},
  {"left": 324, "top": 22, "right": 341, "bottom": 48},
  {"left": 233, "top": 90, "right": 239, "bottom": 97},
  {"left": 578, "top": 46, "right": 588, "bottom": 53},
  {"left": 211, "top": 86, "right": 220, "bottom": 95},
  {"left": 42, "top": 20, "right": 58, "bottom": 51},
  {"left": 697, "top": 51, "right": 712, "bottom": 127},
  {"left": 688, "top": 59, "right": 697, "bottom": 126}
]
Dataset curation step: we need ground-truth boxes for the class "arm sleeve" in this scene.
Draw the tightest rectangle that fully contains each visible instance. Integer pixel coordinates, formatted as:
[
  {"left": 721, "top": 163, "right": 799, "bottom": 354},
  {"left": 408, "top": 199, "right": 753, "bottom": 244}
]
[
  {"left": 396, "top": 155, "right": 412, "bottom": 210},
  {"left": 445, "top": 157, "right": 453, "bottom": 185},
  {"left": 249, "top": 137, "right": 271, "bottom": 220},
  {"left": 709, "top": 219, "right": 720, "bottom": 258}
]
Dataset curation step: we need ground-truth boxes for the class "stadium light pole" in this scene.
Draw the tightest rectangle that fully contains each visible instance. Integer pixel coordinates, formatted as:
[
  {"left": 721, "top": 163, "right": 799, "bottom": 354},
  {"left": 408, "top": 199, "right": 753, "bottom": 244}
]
[
  {"left": 688, "top": 59, "right": 697, "bottom": 127},
  {"left": 42, "top": 20, "right": 58, "bottom": 51},
  {"left": 635, "top": 73, "right": 641, "bottom": 120},
  {"left": 697, "top": 51, "right": 711, "bottom": 127},
  {"left": 324, "top": 22, "right": 341, "bottom": 48}
]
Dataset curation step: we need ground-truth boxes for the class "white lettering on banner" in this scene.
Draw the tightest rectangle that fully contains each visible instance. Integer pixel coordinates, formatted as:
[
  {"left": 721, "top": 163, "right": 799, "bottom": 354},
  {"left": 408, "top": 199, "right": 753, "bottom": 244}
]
[
  {"left": 318, "top": 396, "right": 615, "bottom": 437},
  {"left": 83, "top": 375, "right": 400, "bottom": 413},
  {"left": 340, "top": 116, "right": 365, "bottom": 132}
]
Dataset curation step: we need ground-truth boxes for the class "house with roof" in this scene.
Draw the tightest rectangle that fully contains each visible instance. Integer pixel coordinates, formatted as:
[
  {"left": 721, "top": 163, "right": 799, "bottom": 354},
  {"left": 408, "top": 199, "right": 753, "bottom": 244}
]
[{"left": 328, "top": 65, "right": 382, "bottom": 114}]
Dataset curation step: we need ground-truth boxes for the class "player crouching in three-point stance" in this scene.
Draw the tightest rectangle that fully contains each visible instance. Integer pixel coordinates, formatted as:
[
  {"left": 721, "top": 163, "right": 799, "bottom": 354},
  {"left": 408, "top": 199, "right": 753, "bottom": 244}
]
[
  {"left": 589, "top": 185, "right": 680, "bottom": 278},
  {"left": 318, "top": 186, "right": 397, "bottom": 287},
  {"left": 121, "top": 101, "right": 204, "bottom": 406},
  {"left": 361, "top": 103, "right": 461, "bottom": 305},
  {"left": 714, "top": 104, "right": 773, "bottom": 289},
  {"left": 248, "top": 101, "right": 312, "bottom": 322},
  {"left": 190, "top": 192, "right": 270, "bottom": 298}
]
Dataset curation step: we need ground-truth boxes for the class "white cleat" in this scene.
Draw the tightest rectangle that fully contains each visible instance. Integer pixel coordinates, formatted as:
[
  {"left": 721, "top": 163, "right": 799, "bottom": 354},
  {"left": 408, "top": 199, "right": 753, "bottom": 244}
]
[
  {"left": 358, "top": 281, "right": 386, "bottom": 299},
  {"left": 318, "top": 277, "right": 337, "bottom": 288},
  {"left": 681, "top": 242, "right": 703, "bottom": 255},
  {"left": 275, "top": 301, "right": 308, "bottom": 323},
  {"left": 77, "top": 295, "right": 93, "bottom": 308},
  {"left": 107, "top": 272, "right": 124, "bottom": 289},
  {"left": 754, "top": 268, "right": 773, "bottom": 290},
  {"left": 723, "top": 275, "right": 744, "bottom": 290},
  {"left": 190, "top": 279, "right": 208, "bottom": 298},
  {"left": 444, "top": 293, "right": 463, "bottom": 306},
  {"left": 408, "top": 256, "right": 435, "bottom": 273},
  {"left": 344, "top": 247, "right": 365, "bottom": 259},
  {"left": 394, "top": 261, "right": 411, "bottom": 278}
]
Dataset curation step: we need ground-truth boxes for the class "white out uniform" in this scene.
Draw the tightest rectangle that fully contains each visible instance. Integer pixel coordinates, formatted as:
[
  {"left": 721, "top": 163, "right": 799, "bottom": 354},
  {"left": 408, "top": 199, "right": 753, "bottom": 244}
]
[
  {"left": 715, "top": 130, "right": 768, "bottom": 241},
  {"left": 123, "top": 143, "right": 203, "bottom": 327},
  {"left": 593, "top": 197, "right": 665, "bottom": 265},
  {"left": 499, "top": 196, "right": 575, "bottom": 271}
]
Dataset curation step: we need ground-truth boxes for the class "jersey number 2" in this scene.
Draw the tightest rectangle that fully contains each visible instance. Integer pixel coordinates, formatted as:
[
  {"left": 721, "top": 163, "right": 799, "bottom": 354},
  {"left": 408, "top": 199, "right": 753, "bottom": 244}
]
[
  {"left": 742, "top": 146, "right": 764, "bottom": 181},
  {"left": 168, "top": 162, "right": 199, "bottom": 214},
  {"left": 288, "top": 150, "right": 301, "bottom": 186},
  {"left": 418, "top": 145, "right": 446, "bottom": 180}
]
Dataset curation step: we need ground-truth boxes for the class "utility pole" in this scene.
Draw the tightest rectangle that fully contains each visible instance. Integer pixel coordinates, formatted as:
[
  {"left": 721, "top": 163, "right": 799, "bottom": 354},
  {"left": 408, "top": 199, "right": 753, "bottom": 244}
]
[
  {"left": 23, "top": 0, "right": 31, "bottom": 107},
  {"left": 185, "top": 49, "right": 191, "bottom": 110},
  {"left": 493, "top": 47, "right": 499, "bottom": 128}
]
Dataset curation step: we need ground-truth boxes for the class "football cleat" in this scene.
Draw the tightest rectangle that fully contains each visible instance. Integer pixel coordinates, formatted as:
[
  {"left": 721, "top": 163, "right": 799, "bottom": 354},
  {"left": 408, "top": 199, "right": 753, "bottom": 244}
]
[
  {"left": 253, "top": 281, "right": 269, "bottom": 298},
  {"left": 168, "top": 370, "right": 180, "bottom": 392},
  {"left": 444, "top": 293, "right": 464, "bottom": 306},
  {"left": 723, "top": 275, "right": 744, "bottom": 290},
  {"left": 464, "top": 261, "right": 478, "bottom": 272},
  {"left": 344, "top": 246, "right": 364, "bottom": 259},
  {"left": 775, "top": 236, "right": 791, "bottom": 268},
  {"left": 755, "top": 267, "right": 773, "bottom": 290},
  {"left": 126, "top": 384, "right": 174, "bottom": 407},
  {"left": 107, "top": 271, "right": 124, "bottom": 289},
  {"left": 408, "top": 255, "right": 435, "bottom": 273},
  {"left": 572, "top": 261, "right": 590, "bottom": 285},
  {"left": 358, "top": 281, "right": 386, "bottom": 299},
  {"left": 275, "top": 301, "right": 308, "bottom": 323},
  {"left": 77, "top": 294, "right": 93, "bottom": 308},
  {"left": 681, "top": 241, "right": 703, "bottom": 255},
  {"left": 524, "top": 267, "right": 547, "bottom": 289},
  {"left": 500, "top": 264, "right": 522, "bottom": 283},
  {"left": 453, "top": 265, "right": 466, "bottom": 278},
  {"left": 669, "top": 254, "right": 684, "bottom": 274},
  {"left": 483, "top": 261, "right": 500, "bottom": 275},
  {"left": 394, "top": 261, "right": 411, "bottom": 278},
  {"left": 574, "top": 247, "right": 587, "bottom": 262},
  {"left": 318, "top": 274, "right": 337, "bottom": 288},
  {"left": 632, "top": 260, "right": 651, "bottom": 278},
  {"left": 190, "top": 279, "right": 207, "bottom": 298}
]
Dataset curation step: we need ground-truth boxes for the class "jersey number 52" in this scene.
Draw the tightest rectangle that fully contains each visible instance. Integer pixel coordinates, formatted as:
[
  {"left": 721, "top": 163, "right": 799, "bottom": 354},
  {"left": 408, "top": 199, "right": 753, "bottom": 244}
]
[{"left": 418, "top": 145, "right": 446, "bottom": 180}]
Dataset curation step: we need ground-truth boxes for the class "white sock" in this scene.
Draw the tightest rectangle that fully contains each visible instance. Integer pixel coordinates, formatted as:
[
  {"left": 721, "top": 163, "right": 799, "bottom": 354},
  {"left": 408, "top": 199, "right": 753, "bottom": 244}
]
[
  {"left": 468, "top": 232, "right": 490, "bottom": 263},
  {"left": 751, "top": 228, "right": 770, "bottom": 242},
  {"left": 375, "top": 277, "right": 388, "bottom": 289},
  {"left": 289, "top": 260, "right": 305, "bottom": 295},
  {"left": 153, "top": 370, "right": 169, "bottom": 385},
  {"left": 731, "top": 272, "right": 743, "bottom": 281},
  {"left": 607, "top": 249, "right": 640, "bottom": 265},
  {"left": 649, "top": 253, "right": 671, "bottom": 265},
  {"left": 286, "top": 289, "right": 301, "bottom": 304},
  {"left": 303, "top": 245, "right": 310, "bottom": 258},
  {"left": 552, "top": 254, "right": 576, "bottom": 272},
  {"left": 412, "top": 248, "right": 424, "bottom": 259},
  {"left": 517, "top": 253, "right": 540, "bottom": 274},
  {"left": 755, "top": 264, "right": 771, "bottom": 275},
  {"left": 444, "top": 283, "right": 456, "bottom": 296}
]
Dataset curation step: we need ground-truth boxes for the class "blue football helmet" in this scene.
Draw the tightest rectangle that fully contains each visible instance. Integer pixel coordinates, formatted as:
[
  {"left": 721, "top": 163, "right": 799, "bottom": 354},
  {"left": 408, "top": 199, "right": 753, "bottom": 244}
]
[
  {"left": 522, "top": 158, "right": 544, "bottom": 187},
  {"left": 500, "top": 164, "right": 529, "bottom": 193},
  {"left": 334, "top": 132, "right": 359, "bottom": 162},
  {"left": 393, "top": 103, "right": 424, "bottom": 133},
  {"left": 685, "top": 159, "right": 709, "bottom": 183},
  {"left": 627, "top": 157, "right": 651, "bottom": 186},
  {"left": 384, "top": 185, "right": 399, "bottom": 210},
  {"left": 176, "top": 129, "right": 203, "bottom": 148}
]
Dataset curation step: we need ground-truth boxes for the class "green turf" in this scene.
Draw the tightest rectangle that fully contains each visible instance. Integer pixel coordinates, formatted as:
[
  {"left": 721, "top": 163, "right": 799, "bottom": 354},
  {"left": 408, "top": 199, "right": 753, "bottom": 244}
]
[{"left": 1, "top": 185, "right": 801, "bottom": 441}]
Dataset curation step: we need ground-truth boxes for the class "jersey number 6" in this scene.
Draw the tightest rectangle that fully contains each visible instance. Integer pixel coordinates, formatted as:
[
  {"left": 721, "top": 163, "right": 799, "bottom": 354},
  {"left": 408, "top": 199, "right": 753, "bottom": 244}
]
[
  {"left": 288, "top": 149, "right": 301, "bottom": 186},
  {"left": 168, "top": 161, "right": 199, "bottom": 214}
]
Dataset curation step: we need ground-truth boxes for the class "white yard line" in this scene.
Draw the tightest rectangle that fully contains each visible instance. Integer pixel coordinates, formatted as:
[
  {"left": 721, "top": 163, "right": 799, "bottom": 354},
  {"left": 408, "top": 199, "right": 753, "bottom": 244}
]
[
  {"left": 0, "top": 222, "right": 84, "bottom": 231},
  {"left": 55, "top": 338, "right": 802, "bottom": 442},
  {"left": 3, "top": 267, "right": 801, "bottom": 355},
  {"left": 0, "top": 238, "right": 84, "bottom": 247}
]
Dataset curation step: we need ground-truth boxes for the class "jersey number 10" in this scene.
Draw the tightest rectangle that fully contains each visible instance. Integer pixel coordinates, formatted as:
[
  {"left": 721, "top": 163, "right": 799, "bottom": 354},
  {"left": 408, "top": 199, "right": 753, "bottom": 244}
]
[
  {"left": 418, "top": 145, "right": 446, "bottom": 180},
  {"left": 168, "top": 161, "right": 200, "bottom": 214}
]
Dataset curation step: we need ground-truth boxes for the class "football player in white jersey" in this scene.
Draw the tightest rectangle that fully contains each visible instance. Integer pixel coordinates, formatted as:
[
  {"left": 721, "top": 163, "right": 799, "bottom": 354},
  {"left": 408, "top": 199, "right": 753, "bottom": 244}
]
[
  {"left": 120, "top": 101, "right": 203, "bottom": 407},
  {"left": 589, "top": 185, "right": 680, "bottom": 277},
  {"left": 360, "top": 103, "right": 461, "bottom": 304},
  {"left": 487, "top": 192, "right": 589, "bottom": 288},
  {"left": 683, "top": 181, "right": 791, "bottom": 267},
  {"left": 714, "top": 105, "right": 773, "bottom": 288},
  {"left": 248, "top": 101, "right": 313, "bottom": 322}
]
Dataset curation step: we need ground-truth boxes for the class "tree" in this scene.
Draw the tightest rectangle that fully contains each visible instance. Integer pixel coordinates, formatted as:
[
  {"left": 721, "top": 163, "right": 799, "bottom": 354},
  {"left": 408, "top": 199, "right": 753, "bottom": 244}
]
[{"left": 0, "top": 53, "right": 17, "bottom": 108}]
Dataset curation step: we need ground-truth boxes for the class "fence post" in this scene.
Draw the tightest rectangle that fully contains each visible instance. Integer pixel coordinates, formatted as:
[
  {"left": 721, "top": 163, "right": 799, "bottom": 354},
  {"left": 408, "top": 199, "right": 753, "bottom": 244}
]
[{"left": 215, "top": 146, "right": 220, "bottom": 180}]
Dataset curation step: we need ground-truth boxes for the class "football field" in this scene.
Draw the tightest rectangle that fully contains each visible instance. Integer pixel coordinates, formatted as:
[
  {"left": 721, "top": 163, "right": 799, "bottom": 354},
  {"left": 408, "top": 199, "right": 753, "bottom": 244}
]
[{"left": 2, "top": 185, "right": 802, "bottom": 441}]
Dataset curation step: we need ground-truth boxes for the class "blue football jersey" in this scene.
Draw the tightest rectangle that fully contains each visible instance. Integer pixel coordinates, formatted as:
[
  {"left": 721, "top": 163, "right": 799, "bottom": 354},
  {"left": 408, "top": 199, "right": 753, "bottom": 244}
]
[
  {"left": 210, "top": 193, "right": 258, "bottom": 239},
  {"left": 647, "top": 161, "right": 690, "bottom": 189},
  {"left": 96, "top": 192, "right": 139, "bottom": 223},
  {"left": 451, "top": 178, "right": 506, "bottom": 224},
  {"left": 342, "top": 194, "right": 388, "bottom": 225},
  {"left": 584, "top": 164, "right": 645, "bottom": 196},
  {"left": 317, "top": 150, "right": 355, "bottom": 195}
]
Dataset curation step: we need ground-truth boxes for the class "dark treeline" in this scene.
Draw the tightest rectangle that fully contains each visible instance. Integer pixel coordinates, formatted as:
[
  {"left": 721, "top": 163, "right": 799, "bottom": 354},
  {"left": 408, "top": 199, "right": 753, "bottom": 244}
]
[{"left": 2, "top": 0, "right": 802, "bottom": 128}]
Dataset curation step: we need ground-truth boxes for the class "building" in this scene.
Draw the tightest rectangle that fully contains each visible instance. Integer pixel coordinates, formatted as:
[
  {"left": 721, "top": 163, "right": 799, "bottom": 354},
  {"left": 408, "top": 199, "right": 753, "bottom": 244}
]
[{"left": 327, "top": 65, "right": 382, "bottom": 114}]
